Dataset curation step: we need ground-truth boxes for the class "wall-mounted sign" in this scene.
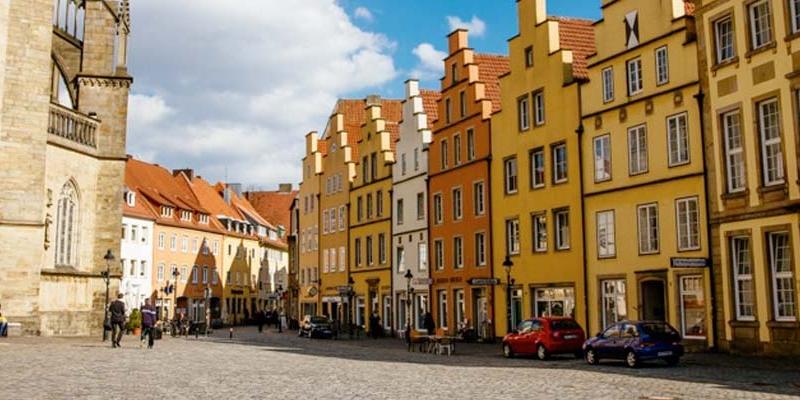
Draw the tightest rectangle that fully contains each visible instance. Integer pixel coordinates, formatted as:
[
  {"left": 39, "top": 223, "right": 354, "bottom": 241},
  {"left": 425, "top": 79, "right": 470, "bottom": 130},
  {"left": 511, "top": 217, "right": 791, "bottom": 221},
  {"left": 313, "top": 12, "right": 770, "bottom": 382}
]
[
  {"left": 670, "top": 257, "right": 709, "bottom": 268},
  {"left": 468, "top": 278, "right": 500, "bottom": 286},
  {"left": 306, "top": 286, "right": 318, "bottom": 297},
  {"left": 411, "top": 278, "right": 433, "bottom": 286}
]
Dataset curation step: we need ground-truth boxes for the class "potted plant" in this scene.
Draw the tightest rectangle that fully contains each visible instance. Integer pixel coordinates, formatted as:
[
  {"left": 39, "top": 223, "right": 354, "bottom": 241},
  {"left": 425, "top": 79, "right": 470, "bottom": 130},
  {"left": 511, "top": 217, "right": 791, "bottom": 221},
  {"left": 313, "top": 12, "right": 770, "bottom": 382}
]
[{"left": 128, "top": 309, "right": 142, "bottom": 337}]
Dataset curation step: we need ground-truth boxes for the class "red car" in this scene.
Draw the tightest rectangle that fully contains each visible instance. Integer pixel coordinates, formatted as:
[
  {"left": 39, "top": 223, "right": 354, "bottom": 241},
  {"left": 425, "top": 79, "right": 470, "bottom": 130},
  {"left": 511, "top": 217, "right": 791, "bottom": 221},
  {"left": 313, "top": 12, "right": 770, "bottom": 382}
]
[{"left": 502, "top": 317, "right": 585, "bottom": 360}]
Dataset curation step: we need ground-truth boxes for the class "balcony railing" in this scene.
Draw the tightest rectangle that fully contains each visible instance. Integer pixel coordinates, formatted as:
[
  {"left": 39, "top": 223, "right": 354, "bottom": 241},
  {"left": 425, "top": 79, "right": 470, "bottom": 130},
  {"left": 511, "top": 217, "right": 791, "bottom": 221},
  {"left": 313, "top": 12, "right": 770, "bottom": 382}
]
[{"left": 48, "top": 103, "right": 98, "bottom": 149}]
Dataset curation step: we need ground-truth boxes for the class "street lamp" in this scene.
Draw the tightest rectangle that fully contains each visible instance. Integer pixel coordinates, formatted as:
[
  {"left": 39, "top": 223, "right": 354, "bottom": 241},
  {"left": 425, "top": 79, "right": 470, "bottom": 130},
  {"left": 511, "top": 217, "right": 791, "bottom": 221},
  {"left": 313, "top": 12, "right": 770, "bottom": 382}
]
[
  {"left": 347, "top": 276, "right": 355, "bottom": 337},
  {"left": 101, "top": 249, "right": 115, "bottom": 341},
  {"left": 503, "top": 255, "right": 514, "bottom": 334},
  {"left": 172, "top": 268, "right": 180, "bottom": 322}
]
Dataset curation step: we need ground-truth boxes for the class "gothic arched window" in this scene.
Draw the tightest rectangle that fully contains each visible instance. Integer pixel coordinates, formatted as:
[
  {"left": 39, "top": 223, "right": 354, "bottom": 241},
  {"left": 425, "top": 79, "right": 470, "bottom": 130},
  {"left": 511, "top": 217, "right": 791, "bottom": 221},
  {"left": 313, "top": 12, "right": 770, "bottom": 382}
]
[{"left": 54, "top": 180, "right": 80, "bottom": 267}]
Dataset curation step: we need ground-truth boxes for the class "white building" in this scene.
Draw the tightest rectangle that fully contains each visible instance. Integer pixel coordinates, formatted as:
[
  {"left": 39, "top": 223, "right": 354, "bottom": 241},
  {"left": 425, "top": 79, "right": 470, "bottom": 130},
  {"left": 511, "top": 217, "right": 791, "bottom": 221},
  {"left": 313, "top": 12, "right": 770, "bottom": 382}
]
[
  {"left": 392, "top": 80, "right": 439, "bottom": 334},
  {"left": 120, "top": 189, "right": 155, "bottom": 313}
]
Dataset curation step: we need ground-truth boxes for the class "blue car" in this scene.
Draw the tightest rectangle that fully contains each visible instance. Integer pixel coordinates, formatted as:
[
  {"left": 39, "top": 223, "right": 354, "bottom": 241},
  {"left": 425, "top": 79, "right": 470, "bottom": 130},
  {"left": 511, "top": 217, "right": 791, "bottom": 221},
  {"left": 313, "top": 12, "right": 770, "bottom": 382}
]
[{"left": 582, "top": 321, "right": 683, "bottom": 368}]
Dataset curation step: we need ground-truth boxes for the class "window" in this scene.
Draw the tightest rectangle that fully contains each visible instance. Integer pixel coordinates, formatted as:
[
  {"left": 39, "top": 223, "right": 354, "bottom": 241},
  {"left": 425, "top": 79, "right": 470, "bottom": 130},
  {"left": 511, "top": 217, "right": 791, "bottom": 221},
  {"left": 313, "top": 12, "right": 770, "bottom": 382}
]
[
  {"left": 376, "top": 190, "right": 383, "bottom": 217},
  {"left": 433, "top": 193, "right": 443, "bottom": 224},
  {"left": 357, "top": 196, "right": 363, "bottom": 222},
  {"left": 121, "top": 224, "right": 127, "bottom": 240},
  {"left": 416, "top": 192, "right": 425, "bottom": 220},
  {"left": 722, "top": 110, "right": 746, "bottom": 192},
  {"left": 601, "top": 279, "right": 627, "bottom": 329},
  {"left": 679, "top": 275, "right": 706, "bottom": 338},
  {"left": 401, "top": 153, "right": 407, "bottom": 175},
  {"left": 602, "top": 67, "right": 614, "bottom": 102},
  {"left": 397, "top": 246, "right": 405, "bottom": 272},
  {"left": 715, "top": 15, "right": 736, "bottom": 63},
  {"left": 552, "top": 143, "right": 567, "bottom": 183},
  {"left": 475, "top": 232, "right": 486, "bottom": 266},
  {"left": 531, "top": 148, "right": 545, "bottom": 188},
  {"left": 626, "top": 58, "right": 643, "bottom": 96},
  {"left": 748, "top": 0, "right": 773, "bottom": 50},
  {"left": 454, "top": 134, "right": 462, "bottom": 165},
  {"left": 212, "top": 268, "right": 218, "bottom": 284},
  {"left": 339, "top": 247, "right": 346, "bottom": 272},
  {"left": 533, "top": 91, "right": 545, "bottom": 126},
  {"left": 440, "top": 139, "right": 448, "bottom": 169},
  {"left": 370, "top": 153, "right": 378, "bottom": 182},
  {"left": 158, "top": 233, "right": 165, "bottom": 250},
  {"left": 768, "top": 232, "right": 795, "bottom": 321},
  {"left": 396, "top": 197, "right": 404, "bottom": 225},
  {"left": 191, "top": 237, "right": 198, "bottom": 253},
  {"left": 676, "top": 197, "right": 700, "bottom": 251},
  {"left": 438, "top": 290, "right": 448, "bottom": 328},
  {"left": 454, "top": 289, "right": 466, "bottom": 327},
  {"left": 792, "top": 0, "right": 800, "bottom": 33},
  {"left": 453, "top": 237, "right": 463, "bottom": 269},
  {"left": 170, "top": 235, "right": 177, "bottom": 251},
  {"left": 628, "top": 125, "right": 648, "bottom": 174},
  {"left": 732, "top": 237, "right": 756, "bottom": 320},
  {"left": 157, "top": 263, "right": 165, "bottom": 281},
  {"left": 434, "top": 239, "right": 444, "bottom": 270},
  {"left": 473, "top": 181, "right": 485, "bottom": 215},
  {"left": 596, "top": 210, "right": 616, "bottom": 258},
  {"left": 366, "top": 236, "right": 374, "bottom": 265},
  {"left": 518, "top": 96, "right": 530, "bottom": 131},
  {"left": 202, "top": 266, "right": 208, "bottom": 284},
  {"left": 362, "top": 156, "right": 369, "bottom": 184},
  {"left": 192, "top": 266, "right": 198, "bottom": 284},
  {"left": 524, "top": 46, "right": 533, "bottom": 67},
  {"left": 366, "top": 193, "right": 373, "bottom": 219},
  {"left": 451, "top": 63, "right": 458, "bottom": 83},
  {"left": 466, "top": 128, "right": 475, "bottom": 161},
  {"left": 339, "top": 206, "right": 345, "bottom": 231},
  {"left": 452, "top": 188, "right": 462, "bottom": 220},
  {"left": 459, "top": 91, "right": 466, "bottom": 118},
  {"left": 356, "top": 297, "right": 365, "bottom": 327},
  {"left": 594, "top": 135, "right": 611, "bottom": 181},
  {"left": 141, "top": 227, "right": 148, "bottom": 244},
  {"left": 758, "top": 98, "right": 784, "bottom": 186},
  {"left": 532, "top": 213, "right": 547, "bottom": 252},
  {"left": 54, "top": 180, "right": 79, "bottom": 266},
  {"left": 414, "top": 148, "right": 420, "bottom": 171},
  {"left": 655, "top": 46, "right": 669, "bottom": 85},
  {"left": 323, "top": 249, "right": 329, "bottom": 273},
  {"left": 418, "top": 242, "right": 428, "bottom": 271},
  {"left": 504, "top": 157, "right": 518, "bottom": 194},
  {"left": 378, "top": 233, "right": 386, "bottom": 264},
  {"left": 322, "top": 210, "right": 329, "bottom": 234},
  {"left": 534, "top": 287, "right": 575, "bottom": 318},
  {"left": 667, "top": 113, "right": 690, "bottom": 166},
  {"left": 355, "top": 238, "right": 362, "bottom": 266},
  {"left": 637, "top": 203, "right": 659, "bottom": 254},
  {"left": 181, "top": 236, "right": 188, "bottom": 253},
  {"left": 506, "top": 218, "right": 520, "bottom": 255},
  {"left": 555, "top": 210, "right": 570, "bottom": 250},
  {"left": 445, "top": 98, "right": 452, "bottom": 124}
]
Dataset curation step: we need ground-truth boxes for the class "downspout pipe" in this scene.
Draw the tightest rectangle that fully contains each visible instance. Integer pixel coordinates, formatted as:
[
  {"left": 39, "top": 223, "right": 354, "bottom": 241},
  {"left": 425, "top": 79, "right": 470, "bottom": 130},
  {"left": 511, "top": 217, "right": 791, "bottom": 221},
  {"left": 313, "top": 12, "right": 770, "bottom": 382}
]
[{"left": 575, "top": 82, "right": 590, "bottom": 333}]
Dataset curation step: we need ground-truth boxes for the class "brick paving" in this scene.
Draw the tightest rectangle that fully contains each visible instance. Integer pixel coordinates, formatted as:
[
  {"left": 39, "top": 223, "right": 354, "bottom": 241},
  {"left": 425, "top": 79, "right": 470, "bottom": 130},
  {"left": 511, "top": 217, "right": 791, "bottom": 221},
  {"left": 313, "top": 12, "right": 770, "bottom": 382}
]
[{"left": 1, "top": 327, "right": 799, "bottom": 399}]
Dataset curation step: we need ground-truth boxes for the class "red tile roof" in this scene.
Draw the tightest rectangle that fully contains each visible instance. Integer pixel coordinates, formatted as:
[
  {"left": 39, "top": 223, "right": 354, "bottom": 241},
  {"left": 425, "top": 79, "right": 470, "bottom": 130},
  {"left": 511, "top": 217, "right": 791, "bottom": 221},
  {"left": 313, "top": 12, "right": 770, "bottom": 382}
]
[
  {"left": 557, "top": 17, "right": 596, "bottom": 80},
  {"left": 474, "top": 54, "right": 510, "bottom": 113},
  {"left": 244, "top": 189, "right": 297, "bottom": 230},
  {"left": 333, "top": 99, "right": 366, "bottom": 159},
  {"left": 420, "top": 89, "right": 441, "bottom": 126},
  {"left": 380, "top": 99, "right": 403, "bottom": 153}
]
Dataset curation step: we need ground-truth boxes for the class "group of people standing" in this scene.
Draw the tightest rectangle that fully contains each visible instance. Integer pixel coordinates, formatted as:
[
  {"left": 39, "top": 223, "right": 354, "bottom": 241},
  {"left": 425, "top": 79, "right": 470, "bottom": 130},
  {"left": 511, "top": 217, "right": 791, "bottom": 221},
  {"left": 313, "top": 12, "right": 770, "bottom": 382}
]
[
  {"left": 255, "top": 308, "right": 285, "bottom": 333},
  {"left": 108, "top": 293, "right": 157, "bottom": 349}
]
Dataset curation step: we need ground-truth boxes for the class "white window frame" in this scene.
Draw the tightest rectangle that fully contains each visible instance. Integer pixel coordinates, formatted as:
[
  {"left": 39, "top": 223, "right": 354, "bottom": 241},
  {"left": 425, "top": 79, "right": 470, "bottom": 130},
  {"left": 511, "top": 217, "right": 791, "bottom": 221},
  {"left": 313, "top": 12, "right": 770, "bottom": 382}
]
[
  {"left": 628, "top": 124, "right": 648, "bottom": 175},
  {"left": 596, "top": 210, "right": 616, "bottom": 258},
  {"left": 434, "top": 239, "right": 444, "bottom": 270},
  {"left": 532, "top": 213, "right": 547, "bottom": 253},
  {"left": 453, "top": 236, "right": 463, "bottom": 269},
  {"left": 676, "top": 197, "right": 701, "bottom": 251},
  {"left": 637, "top": 203, "right": 659, "bottom": 254},
  {"left": 722, "top": 110, "right": 746, "bottom": 193},
  {"left": 474, "top": 232, "right": 486, "bottom": 266},
  {"left": 667, "top": 112, "right": 690, "bottom": 166},
  {"left": 473, "top": 181, "right": 485, "bottom": 216},
  {"left": 601, "top": 279, "right": 627, "bottom": 329},
  {"left": 454, "top": 134, "right": 462, "bottom": 166},
  {"left": 417, "top": 192, "right": 425, "bottom": 220},
  {"left": 758, "top": 98, "right": 784, "bottom": 186},
  {"left": 533, "top": 91, "right": 545, "bottom": 126},
  {"left": 679, "top": 275, "right": 707, "bottom": 339},
  {"left": 440, "top": 139, "right": 448, "bottom": 170},
  {"left": 554, "top": 210, "right": 570, "bottom": 250},
  {"left": 466, "top": 128, "right": 475, "bottom": 161},
  {"left": 518, "top": 96, "right": 530, "bottom": 131},
  {"left": 626, "top": 58, "right": 643, "bottom": 96},
  {"left": 731, "top": 236, "right": 755, "bottom": 321},
  {"left": 418, "top": 242, "right": 428, "bottom": 271},
  {"left": 531, "top": 149, "right": 545, "bottom": 188},
  {"left": 452, "top": 187, "right": 463, "bottom": 220},
  {"left": 655, "top": 46, "right": 669, "bottom": 85},
  {"left": 715, "top": 15, "right": 735, "bottom": 64},
  {"left": 593, "top": 135, "right": 612, "bottom": 182},
  {"left": 504, "top": 157, "right": 518, "bottom": 194},
  {"left": 792, "top": 0, "right": 800, "bottom": 33},
  {"left": 553, "top": 143, "right": 567, "bottom": 184},
  {"left": 748, "top": 0, "right": 773, "bottom": 50},
  {"left": 602, "top": 67, "right": 614, "bottom": 103},
  {"left": 438, "top": 290, "right": 448, "bottom": 328},
  {"left": 768, "top": 231, "right": 796, "bottom": 321},
  {"left": 433, "top": 193, "right": 443, "bottom": 224},
  {"left": 396, "top": 198, "right": 404, "bottom": 225},
  {"left": 506, "top": 218, "right": 520, "bottom": 256}
]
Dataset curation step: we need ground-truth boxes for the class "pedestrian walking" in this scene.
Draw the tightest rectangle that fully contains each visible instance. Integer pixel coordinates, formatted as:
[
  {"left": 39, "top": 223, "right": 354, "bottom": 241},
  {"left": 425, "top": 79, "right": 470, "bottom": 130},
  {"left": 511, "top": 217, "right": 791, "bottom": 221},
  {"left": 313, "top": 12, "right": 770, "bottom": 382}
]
[
  {"left": 0, "top": 312, "right": 8, "bottom": 338},
  {"left": 369, "top": 311, "right": 380, "bottom": 339},
  {"left": 278, "top": 309, "right": 284, "bottom": 333},
  {"left": 256, "top": 309, "right": 264, "bottom": 333},
  {"left": 109, "top": 293, "right": 126, "bottom": 348},
  {"left": 140, "top": 299, "right": 157, "bottom": 349},
  {"left": 423, "top": 312, "right": 435, "bottom": 335}
]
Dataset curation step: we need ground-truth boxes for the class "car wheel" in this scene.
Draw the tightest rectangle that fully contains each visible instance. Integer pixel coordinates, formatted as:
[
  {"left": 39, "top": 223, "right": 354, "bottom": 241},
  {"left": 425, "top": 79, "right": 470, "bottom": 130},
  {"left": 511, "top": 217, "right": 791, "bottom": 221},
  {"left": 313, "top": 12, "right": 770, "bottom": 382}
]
[
  {"left": 502, "top": 343, "right": 514, "bottom": 358},
  {"left": 536, "top": 344, "right": 549, "bottom": 361},
  {"left": 584, "top": 348, "right": 599, "bottom": 365},
  {"left": 665, "top": 356, "right": 680, "bottom": 366},
  {"left": 625, "top": 350, "right": 639, "bottom": 368}
]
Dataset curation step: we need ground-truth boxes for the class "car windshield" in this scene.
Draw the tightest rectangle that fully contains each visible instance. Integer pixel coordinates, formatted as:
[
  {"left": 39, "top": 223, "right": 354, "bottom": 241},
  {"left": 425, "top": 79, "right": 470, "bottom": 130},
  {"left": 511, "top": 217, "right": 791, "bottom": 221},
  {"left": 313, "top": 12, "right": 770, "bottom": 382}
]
[
  {"left": 310, "top": 317, "right": 329, "bottom": 324},
  {"left": 550, "top": 319, "right": 581, "bottom": 330},
  {"left": 640, "top": 323, "right": 678, "bottom": 338}
]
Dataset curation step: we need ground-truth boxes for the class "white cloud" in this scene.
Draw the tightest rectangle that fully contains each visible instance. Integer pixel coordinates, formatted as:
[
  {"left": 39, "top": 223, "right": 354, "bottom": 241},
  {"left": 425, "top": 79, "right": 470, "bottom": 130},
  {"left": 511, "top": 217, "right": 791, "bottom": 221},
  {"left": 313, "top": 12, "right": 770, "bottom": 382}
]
[
  {"left": 410, "top": 42, "right": 446, "bottom": 80},
  {"left": 446, "top": 15, "right": 486, "bottom": 37},
  {"left": 127, "top": 0, "right": 397, "bottom": 187},
  {"left": 354, "top": 6, "right": 373, "bottom": 22}
]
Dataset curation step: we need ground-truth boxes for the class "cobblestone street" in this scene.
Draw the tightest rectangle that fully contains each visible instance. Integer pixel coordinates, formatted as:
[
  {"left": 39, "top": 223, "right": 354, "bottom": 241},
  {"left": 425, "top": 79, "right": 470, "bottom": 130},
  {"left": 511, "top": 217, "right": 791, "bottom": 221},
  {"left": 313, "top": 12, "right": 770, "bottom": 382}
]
[{"left": 2, "top": 327, "right": 799, "bottom": 399}]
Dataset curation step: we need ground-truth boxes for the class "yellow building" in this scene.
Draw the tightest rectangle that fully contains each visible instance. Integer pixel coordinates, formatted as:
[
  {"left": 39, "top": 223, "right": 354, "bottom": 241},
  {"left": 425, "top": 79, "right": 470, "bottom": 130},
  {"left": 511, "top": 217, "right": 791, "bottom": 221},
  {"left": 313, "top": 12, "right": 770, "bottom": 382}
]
[
  {"left": 491, "top": 0, "right": 594, "bottom": 336},
  {"left": 298, "top": 132, "right": 323, "bottom": 318},
  {"left": 318, "top": 100, "right": 363, "bottom": 323},
  {"left": 696, "top": 0, "right": 800, "bottom": 354},
  {"left": 349, "top": 96, "right": 401, "bottom": 334},
  {"left": 580, "top": 0, "right": 713, "bottom": 349}
]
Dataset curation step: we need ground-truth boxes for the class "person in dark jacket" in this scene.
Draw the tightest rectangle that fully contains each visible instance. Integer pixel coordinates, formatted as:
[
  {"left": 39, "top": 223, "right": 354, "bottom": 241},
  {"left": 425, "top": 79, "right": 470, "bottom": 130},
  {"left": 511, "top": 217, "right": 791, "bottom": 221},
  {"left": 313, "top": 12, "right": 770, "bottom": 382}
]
[
  {"left": 140, "top": 299, "right": 157, "bottom": 349},
  {"left": 423, "top": 312, "right": 435, "bottom": 335},
  {"left": 256, "top": 308, "right": 264, "bottom": 333},
  {"left": 109, "top": 293, "right": 126, "bottom": 348}
]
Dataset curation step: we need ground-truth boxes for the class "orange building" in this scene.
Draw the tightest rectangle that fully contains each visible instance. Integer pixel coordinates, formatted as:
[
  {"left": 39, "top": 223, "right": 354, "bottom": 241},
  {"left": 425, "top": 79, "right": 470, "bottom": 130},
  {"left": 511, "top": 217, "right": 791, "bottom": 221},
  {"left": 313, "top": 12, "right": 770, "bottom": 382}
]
[{"left": 428, "top": 30, "right": 509, "bottom": 339}]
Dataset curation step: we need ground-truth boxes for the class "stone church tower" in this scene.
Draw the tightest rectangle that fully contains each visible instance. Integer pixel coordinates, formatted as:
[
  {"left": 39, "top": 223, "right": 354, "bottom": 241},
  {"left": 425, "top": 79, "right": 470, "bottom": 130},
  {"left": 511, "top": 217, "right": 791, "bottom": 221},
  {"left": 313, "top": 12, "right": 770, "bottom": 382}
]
[{"left": 0, "top": 0, "right": 132, "bottom": 336}]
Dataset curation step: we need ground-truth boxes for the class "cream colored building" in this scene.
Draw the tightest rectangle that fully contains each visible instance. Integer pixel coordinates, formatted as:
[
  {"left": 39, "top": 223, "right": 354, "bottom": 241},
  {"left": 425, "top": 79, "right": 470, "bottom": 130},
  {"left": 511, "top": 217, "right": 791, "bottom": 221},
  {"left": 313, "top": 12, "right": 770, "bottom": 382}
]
[{"left": 0, "top": 0, "right": 132, "bottom": 335}]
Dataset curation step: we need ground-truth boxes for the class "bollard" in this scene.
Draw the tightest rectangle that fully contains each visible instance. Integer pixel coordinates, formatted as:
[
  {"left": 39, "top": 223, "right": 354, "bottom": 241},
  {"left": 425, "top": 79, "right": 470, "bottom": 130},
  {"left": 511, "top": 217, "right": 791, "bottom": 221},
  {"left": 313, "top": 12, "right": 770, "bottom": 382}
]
[{"left": 229, "top": 327, "right": 233, "bottom": 339}]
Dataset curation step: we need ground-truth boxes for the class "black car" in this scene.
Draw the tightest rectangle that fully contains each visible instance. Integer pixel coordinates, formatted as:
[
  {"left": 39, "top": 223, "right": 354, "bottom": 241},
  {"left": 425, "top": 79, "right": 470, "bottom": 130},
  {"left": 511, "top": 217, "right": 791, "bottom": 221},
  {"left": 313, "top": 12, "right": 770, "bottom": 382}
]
[{"left": 299, "top": 315, "right": 334, "bottom": 339}]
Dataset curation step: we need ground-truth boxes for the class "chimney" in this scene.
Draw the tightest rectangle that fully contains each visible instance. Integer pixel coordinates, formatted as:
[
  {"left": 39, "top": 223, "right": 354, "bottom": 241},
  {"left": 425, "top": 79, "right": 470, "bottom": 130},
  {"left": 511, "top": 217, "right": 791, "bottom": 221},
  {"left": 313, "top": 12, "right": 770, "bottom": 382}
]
[
  {"left": 366, "top": 95, "right": 382, "bottom": 107},
  {"left": 173, "top": 169, "right": 194, "bottom": 180},
  {"left": 448, "top": 29, "right": 469, "bottom": 54},
  {"left": 278, "top": 183, "right": 292, "bottom": 193}
]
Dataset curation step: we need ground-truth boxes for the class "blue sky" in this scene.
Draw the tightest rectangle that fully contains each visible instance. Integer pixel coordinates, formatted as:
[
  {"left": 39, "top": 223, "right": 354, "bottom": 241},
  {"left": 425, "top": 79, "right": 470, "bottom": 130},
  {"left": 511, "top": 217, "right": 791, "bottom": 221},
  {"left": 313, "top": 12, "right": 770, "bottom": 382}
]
[{"left": 127, "top": 0, "right": 603, "bottom": 187}]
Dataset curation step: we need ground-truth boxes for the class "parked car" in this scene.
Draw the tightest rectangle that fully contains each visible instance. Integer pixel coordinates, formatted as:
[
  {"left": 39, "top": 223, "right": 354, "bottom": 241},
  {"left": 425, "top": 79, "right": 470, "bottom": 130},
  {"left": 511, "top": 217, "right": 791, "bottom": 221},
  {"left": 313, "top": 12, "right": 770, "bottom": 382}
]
[
  {"left": 582, "top": 321, "right": 683, "bottom": 368},
  {"left": 299, "top": 315, "right": 334, "bottom": 339},
  {"left": 502, "top": 317, "right": 585, "bottom": 360}
]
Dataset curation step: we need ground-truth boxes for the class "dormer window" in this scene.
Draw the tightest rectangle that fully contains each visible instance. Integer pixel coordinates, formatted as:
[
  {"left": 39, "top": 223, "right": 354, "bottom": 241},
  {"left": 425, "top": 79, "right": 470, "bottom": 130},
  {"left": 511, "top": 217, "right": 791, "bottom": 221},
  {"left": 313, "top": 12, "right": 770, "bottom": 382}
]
[
  {"left": 180, "top": 210, "right": 192, "bottom": 221},
  {"left": 161, "top": 206, "right": 173, "bottom": 218},
  {"left": 199, "top": 214, "right": 209, "bottom": 224},
  {"left": 124, "top": 191, "right": 135, "bottom": 207}
]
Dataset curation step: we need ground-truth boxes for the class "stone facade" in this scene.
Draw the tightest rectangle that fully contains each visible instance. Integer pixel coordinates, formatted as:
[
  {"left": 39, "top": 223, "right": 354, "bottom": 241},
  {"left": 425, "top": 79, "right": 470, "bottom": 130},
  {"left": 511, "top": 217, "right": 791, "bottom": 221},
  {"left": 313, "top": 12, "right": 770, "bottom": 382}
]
[{"left": 0, "top": 0, "right": 131, "bottom": 336}]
